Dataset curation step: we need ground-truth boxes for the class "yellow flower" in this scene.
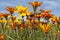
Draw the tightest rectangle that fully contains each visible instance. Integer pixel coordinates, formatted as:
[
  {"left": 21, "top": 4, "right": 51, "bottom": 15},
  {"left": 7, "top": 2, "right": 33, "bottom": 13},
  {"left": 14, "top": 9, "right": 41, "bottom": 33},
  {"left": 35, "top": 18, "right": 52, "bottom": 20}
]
[
  {"left": 18, "top": 18, "right": 22, "bottom": 21},
  {"left": 14, "top": 20, "right": 21, "bottom": 24},
  {"left": 7, "top": 19, "right": 13, "bottom": 23},
  {"left": 20, "top": 12, "right": 33, "bottom": 17},
  {"left": 7, "top": 15, "right": 11, "bottom": 18},
  {"left": 26, "top": 12, "right": 33, "bottom": 16},
  {"left": 0, "top": 20, "right": 3, "bottom": 23},
  {"left": 3, "top": 20, "right": 7, "bottom": 23},
  {"left": 15, "top": 5, "right": 29, "bottom": 13},
  {"left": 40, "top": 23, "right": 51, "bottom": 33},
  {"left": 35, "top": 20, "right": 39, "bottom": 22},
  {"left": 20, "top": 13, "right": 26, "bottom": 17}
]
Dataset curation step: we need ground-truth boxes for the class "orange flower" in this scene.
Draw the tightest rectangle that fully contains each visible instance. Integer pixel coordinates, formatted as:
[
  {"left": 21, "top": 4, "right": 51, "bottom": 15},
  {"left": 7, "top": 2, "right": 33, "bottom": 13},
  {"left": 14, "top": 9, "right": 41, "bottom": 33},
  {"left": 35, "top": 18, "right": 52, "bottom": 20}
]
[
  {"left": 25, "top": 22, "right": 31, "bottom": 28},
  {"left": 0, "top": 13, "right": 10, "bottom": 17},
  {"left": 20, "top": 27, "right": 24, "bottom": 30},
  {"left": 40, "top": 23, "right": 51, "bottom": 33},
  {"left": 3, "top": 14, "right": 10, "bottom": 17},
  {"left": 19, "top": 22, "right": 25, "bottom": 30},
  {"left": 12, "top": 22, "right": 18, "bottom": 29},
  {"left": 51, "top": 16, "right": 57, "bottom": 23},
  {"left": 29, "top": 1, "right": 42, "bottom": 13},
  {"left": 34, "top": 14, "right": 43, "bottom": 18},
  {"left": 29, "top": 1, "right": 42, "bottom": 7},
  {"left": 6, "top": 6, "right": 16, "bottom": 14},
  {"left": 43, "top": 13, "right": 53, "bottom": 18},
  {"left": 0, "top": 13, "right": 4, "bottom": 16},
  {"left": 41, "top": 10, "right": 53, "bottom": 20},
  {"left": 33, "top": 24, "right": 39, "bottom": 29},
  {"left": 0, "top": 34, "right": 5, "bottom": 40},
  {"left": 32, "top": 20, "right": 39, "bottom": 29}
]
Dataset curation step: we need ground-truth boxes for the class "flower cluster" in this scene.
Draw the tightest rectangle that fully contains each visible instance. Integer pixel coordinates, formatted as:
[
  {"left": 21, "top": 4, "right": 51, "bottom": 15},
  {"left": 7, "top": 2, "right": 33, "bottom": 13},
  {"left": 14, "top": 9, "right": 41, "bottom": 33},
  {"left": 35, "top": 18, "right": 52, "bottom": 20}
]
[{"left": 0, "top": 1, "right": 60, "bottom": 40}]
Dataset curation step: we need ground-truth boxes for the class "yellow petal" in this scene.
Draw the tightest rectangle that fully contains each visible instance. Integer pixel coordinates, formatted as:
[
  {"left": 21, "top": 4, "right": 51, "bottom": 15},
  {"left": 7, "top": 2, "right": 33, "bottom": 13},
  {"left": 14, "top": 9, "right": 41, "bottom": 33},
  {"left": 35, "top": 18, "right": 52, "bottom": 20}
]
[
  {"left": 26, "top": 12, "right": 30, "bottom": 16},
  {"left": 15, "top": 5, "right": 30, "bottom": 13},
  {"left": 3, "top": 20, "right": 7, "bottom": 23},
  {"left": 0, "top": 20, "right": 3, "bottom": 22},
  {"left": 24, "top": 6, "right": 29, "bottom": 12},
  {"left": 19, "top": 5, "right": 24, "bottom": 10},
  {"left": 16, "top": 6, "right": 20, "bottom": 10},
  {"left": 20, "top": 13, "right": 26, "bottom": 17}
]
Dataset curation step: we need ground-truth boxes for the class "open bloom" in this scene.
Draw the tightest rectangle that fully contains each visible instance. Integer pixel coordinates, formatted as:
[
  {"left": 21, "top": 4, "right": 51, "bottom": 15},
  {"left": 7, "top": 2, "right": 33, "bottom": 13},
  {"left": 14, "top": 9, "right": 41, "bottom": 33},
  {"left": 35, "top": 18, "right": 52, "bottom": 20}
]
[
  {"left": 15, "top": 5, "right": 29, "bottom": 13},
  {"left": 15, "top": 5, "right": 30, "bottom": 17},
  {"left": 0, "top": 13, "right": 10, "bottom": 17},
  {"left": 42, "top": 13, "right": 53, "bottom": 18},
  {"left": 40, "top": 23, "right": 51, "bottom": 33},
  {"left": 3, "top": 14, "right": 10, "bottom": 17},
  {"left": 41, "top": 10, "right": 53, "bottom": 20},
  {"left": 28, "top": 1, "right": 42, "bottom": 7},
  {"left": 29, "top": 1, "right": 42, "bottom": 13},
  {"left": 6, "top": 6, "right": 16, "bottom": 14}
]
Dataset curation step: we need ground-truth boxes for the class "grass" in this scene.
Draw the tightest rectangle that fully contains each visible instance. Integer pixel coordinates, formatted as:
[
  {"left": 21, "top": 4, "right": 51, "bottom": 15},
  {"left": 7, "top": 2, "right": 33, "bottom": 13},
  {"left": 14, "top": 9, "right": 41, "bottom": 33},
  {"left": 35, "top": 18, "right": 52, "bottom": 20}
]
[{"left": 0, "top": 23, "right": 60, "bottom": 40}]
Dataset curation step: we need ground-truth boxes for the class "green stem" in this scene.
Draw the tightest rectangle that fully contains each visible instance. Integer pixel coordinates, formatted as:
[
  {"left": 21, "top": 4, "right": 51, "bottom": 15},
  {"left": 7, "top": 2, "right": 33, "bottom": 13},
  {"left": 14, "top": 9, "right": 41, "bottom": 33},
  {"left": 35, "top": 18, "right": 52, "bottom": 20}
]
[
  {"left": 33, "top": 6, "right": 37, "bottom": 14},
  {"left": 44, "top": 32, "right": 48, "bottom": 40}
]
